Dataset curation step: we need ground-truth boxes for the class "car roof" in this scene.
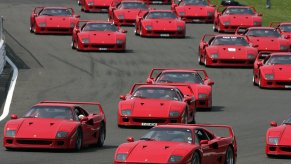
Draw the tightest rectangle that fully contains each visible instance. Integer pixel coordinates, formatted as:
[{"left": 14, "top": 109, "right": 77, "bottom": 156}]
[
  {"left": 34, "top": 103, "right": 75, "bottom": 108},
  {"left": 248, "top": 27, "right": 275, "bottom": 30},
  {"left": 137, "top": 84, "right": 179, "bottom": 89},
  {"left": 269, "top": 52, "right": 291, "bottom": 56},
  {"left": 155, "top": 124, "right": 205, "bottom": 130},
  {"left": 149, "top": 10, "right": 173, "bottom": 12},
  {"left": 161, "top": 70, "right": 198, "bottom": 73},
  {"left": 225, "top": 6, "right": 253, "bottom": 9},
  {"left": 279, "top": 22, "right": 291, "bottom": 25},
  {"left": 86, "top": 21, "right": 113, "bottom": 24},
  {"left": 43, "top": 7, "right": 70, "bottom": 10},
  {"left": 215, "top": 34, "right": 244, "bottom": 38}
]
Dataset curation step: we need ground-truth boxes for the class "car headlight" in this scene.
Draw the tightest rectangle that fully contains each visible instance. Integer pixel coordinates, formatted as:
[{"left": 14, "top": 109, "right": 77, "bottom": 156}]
[
  {"left": 88, "top": 2, "right": 94, "bottom": 5},
  {"left": 247, "top": 54, "right": 255, "bottom": 60},
  {"left": 268, "top": 137, "right": 279, "bottom": 145},
  {"left": 179, "top": 12, "right": 185, "bottom": 16},
  {"left": 177, "top": 26, "right": 183, "bottom": 31},
  {"left": 169, "top": 111, "right": 180, "bottom": 118},
  {"left": 116, "top": 153, "right": 128, "bottom": 161},
  {"left": 39, "top": 22, "right": 46, "bottom": 27},
  {"left": 211, "top": 54, "right": 218, "bottom": 59},
  {"left": 121, "top": 109, "right": 132, "bottom": 116},
  {"left": 223, "top": 21, "right": 230, "bottom": 25},
  {"left": 198, "top": 93, "right": 207, "bottom": 99},
  {"left": 56, "top": 131, "right": 69, "bottom": 138},
  {"left": 265, "top": 74, "right": 274, "bottom": 80},
  {"left": 145, "top": 25, "right": 152, "bottom": 31},
  {"left": 168, "top": 155, "right": 183, "bottom": 163},
  {"left": 6, "top": 130, "right": 16, "bottom": 137},
  {"left": 116, "top": 39, "right": 124, "bottom": 45},
  {"left": 70, "top": 23, "right": 75, "bottom": 28},
  {"left": 82, "top": 38, "right": 89, "bottom": 44},
  {"left": 207, "top": 12, "right": 214, "bottom": 16},
  {"left": 254, "top": 21, "right": 261, "bottom": 26},
  {"left": 117, "top": 15, "right": 124, "bottom": 19},
  {"left": 280, "top": 45, "right": 289, "bottom": 50}
]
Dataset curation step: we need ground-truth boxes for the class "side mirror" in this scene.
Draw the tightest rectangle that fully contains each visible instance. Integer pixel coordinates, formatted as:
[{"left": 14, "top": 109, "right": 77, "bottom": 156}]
[
  {"left": 257, "top": 61, "right": 263, "bottom": 67},
  {"left": 258, "top": 13, "right": 263, "bottom": 16},
  {"left": 146, "top": 78, "right": 153, "bottom": 84},
  {"left": 270, "top": 121, "right": 277, "bottom": 127},
  {"left": 32, "top": 13, "right": 37, "bottom": 17},
  {"left": 183, "top": 95, "right": 192, "bottom": 102},
  {"left": 127, "top": 136, "right": 134, "bottom": 142},
  {"left": 80, "top": 116, "right": 88, "bottom": 123},
  {"left": 252, "top": 44, "right": 259, "bottom": 48},
  {"left": 121, "top": 29, "right": 127, "bottom": 33},
  {"left": 10, "top": 114, "right": 18, "bottom": 119},
  {"left": 120, "top": 95, "right": 126, "bottom": 100},
  {"left": 203, "top": 42, "right": 208, "bottom": 47},
  {"left": 75, "top": 29, "right": 80, "bottom": 33},
  {"left": 75, "top": 15, "right": 80, "bottom": 18},
  {"left": 200, "top": 140, "right": 208, "bottom": 145},
  {"left": 284, "top": 35, "right": 290, "bottom": 39},
  {"left": 207, "top": 81, "right": 215, "bottom": 86}
]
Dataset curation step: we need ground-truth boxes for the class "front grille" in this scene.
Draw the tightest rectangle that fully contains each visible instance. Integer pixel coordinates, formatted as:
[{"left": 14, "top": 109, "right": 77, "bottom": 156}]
[
  {"left": 220, "top": 60, "right": 247, "bottom": 64},
  {"left": 90, "top": 44, "right": 115, "bottom": 48},
  {"left": 276, "top": 81, "right": 291, "bottom": 86},
  {"left": 153, "top": 31, "right": 177, "bottom": 35},
  {"left": 47, "top": 28, "right": 70, "bottom": 32},
  {"left": 133, "top": 118, "right": 166, "bottom": 123},
  {"left": 280, "top": 147, "right": 291, "bottom": 152},
  {"left": 16, "top": 140, "right": 52, "bottom": 145}
]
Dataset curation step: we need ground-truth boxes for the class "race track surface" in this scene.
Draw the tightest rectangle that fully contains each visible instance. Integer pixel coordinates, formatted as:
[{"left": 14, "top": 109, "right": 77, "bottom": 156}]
[{"left": 0, "top": 0, "right": 291, "bottom": 163}]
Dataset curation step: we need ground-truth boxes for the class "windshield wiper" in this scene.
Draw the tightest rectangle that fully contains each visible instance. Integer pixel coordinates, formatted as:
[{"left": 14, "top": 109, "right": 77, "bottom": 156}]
[
  {"left": 158, "top": 80, "right": 174, "bottom": 83},
  {"left": 140, "top": 137, "right": 156, "bottom": 141}
]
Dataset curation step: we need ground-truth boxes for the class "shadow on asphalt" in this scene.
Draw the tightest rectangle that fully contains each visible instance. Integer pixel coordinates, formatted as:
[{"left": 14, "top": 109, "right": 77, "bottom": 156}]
[{"left": 197, "top": 106, "right": 224, "bottom": 112}]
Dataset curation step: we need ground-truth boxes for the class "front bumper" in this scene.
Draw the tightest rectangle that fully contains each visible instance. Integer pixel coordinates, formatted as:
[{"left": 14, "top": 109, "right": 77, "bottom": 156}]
[
  {"left": 118, "top": 116, "right": 182, "bottom": 127},
  {"left": 266, "top": 144, "right": 291, "bottom": 156}
]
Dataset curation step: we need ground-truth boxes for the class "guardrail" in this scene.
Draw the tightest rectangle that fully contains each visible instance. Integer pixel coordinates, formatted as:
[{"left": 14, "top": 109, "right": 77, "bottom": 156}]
[{"left": 0, "top": 17, "right": 5, "bottom": 74}]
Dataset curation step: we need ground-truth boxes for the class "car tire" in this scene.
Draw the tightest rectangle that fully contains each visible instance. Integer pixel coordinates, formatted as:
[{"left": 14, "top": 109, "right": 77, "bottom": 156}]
[
  {"left": 96, "top": 123, "right": 105, "bottom": 147},
  {"left": 74, "top": 128, "right": 82, "bottom": 151},
  {"left": 139, "top": 25, "right": 143, "bottom": 37},
  {"left": 204, "top": 55, "right": 208, "bottom": 67},
  {"left": 224, "top": 146, "right": 234, "bottom": 164},
  {"left": 29, "top": 26, "right": 33, "bottom": 33},
  {"left": 252, "top": 74, "right": 256, "bottom": 86},
  {"left": 217, "top": 22, "right": 222, "bottom": 33},
  {"left": 191, "top": 151, "right": 201, "bottom": 164},
  {"left": 191, "top": 111, "right": 196, "bottom": 124},
  {"left": 78, "top": 0, "right": 81, "bottom": 5},
  {"left": 213, "top": 24, "right": 218, "bottom": 32},
  {"left": 71, "top": 40, "right": 75, "bottom": 49},
  {"left": 258, "top": 74, "right": 263, "bottom": 88},
  {"left": 198, "top": 50, "right": 203, "bottom": 65},
  {"left": 183, "top": 109, "right": 188, "bottom": 124}
]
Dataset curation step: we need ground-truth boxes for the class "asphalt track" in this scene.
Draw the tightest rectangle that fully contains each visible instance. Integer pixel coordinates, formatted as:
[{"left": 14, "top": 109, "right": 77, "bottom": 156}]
[{"left": 0, "top": 0, "right": 291, "bottom": 163}]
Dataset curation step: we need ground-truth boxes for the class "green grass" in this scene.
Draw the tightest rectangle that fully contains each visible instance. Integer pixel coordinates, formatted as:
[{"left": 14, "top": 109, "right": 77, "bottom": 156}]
[{"left": 211, "top": 0, "right": 291, "bottom": 26}]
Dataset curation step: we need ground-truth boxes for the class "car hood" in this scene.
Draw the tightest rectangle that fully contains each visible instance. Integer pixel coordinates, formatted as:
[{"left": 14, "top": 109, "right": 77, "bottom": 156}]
[
  {"left": 36, "top": 16, "right": 74, "bottom": 27},
  {"left": 207, "top": 45, "right": 250, "bottom": 59},
  {"left": 78, "top": 31, "right": 121, "bottom": 44},
  {"left": 143, "top": 19, "right": 182, "bottom": 30},
  {"left": 88, "top": 0, "right": 112, "bottom": 6},
  {"left": 249, "top": 37, "right": 285, "bottom": 50},
  {"left": 280, "top": 125, "right": 291, "bottom": 145},
  {"left": 176, "top": 6, "right": 213, "bottom": 16},
  {"left": 221, "top": 14, "right": 258, "bottom": 25},
  {"left": 271, "top": 65, "right": 291, "bottom": 80},
  {"left": 127, "top": 141, "right": 193, "bottom": 163},
  {"left": 15, "top": 118, "right": 76, "bottom": 139}
]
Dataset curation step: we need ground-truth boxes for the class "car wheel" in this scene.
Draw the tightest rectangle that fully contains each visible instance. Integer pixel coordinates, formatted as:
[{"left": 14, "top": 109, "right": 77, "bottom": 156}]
[
  {"left": 77, "top": 0, "right": 81, "bottom": 5},
  {"left": 139, "top": 25, "right": 143, "bottom": 36},
  {"left": 252, "top": 74, "right": 256, "bottom": 86},
  {"left": 183, "top": 109, "right": 188, "bottom": 124},
  {"left": 96, "top": 123, "right": 105, "bottom": 147},
  {"left": 192, "top": 152, "right": 200, "bottom": 164},
  {"left": 71, "top": 40, "right": 75, "bottom": 49},
  {"left": 29, "top": 26, "right": 33, "bottom": 33},
  {"left": 258, "top": 74, "right": 263, "bottom": 88},
  {"left": 213, "top": 24, "right": 217, "bottom": 32},
  {"left": 75, "top": 128, "right": 82, "bottom": 151},
  {"left": 191, "top": 111, "right": 196, "bottom": 124},
  {"left": 198, "top": 50, "right": 203, "bottom": 65},
  {"left": 217, "top": 22, "right": 222, "bottom": 33},
  {"left": 224, "top": 146, "right": 234, "bottom": 164},
  {"left": 204, "top": 55, "right": 208, "bottom": 67}
]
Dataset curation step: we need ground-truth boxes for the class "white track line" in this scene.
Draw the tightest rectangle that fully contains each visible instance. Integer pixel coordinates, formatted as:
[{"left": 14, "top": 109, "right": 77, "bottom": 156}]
[{"left": 0, "top": 41, "right": 18, "bottom": 121}]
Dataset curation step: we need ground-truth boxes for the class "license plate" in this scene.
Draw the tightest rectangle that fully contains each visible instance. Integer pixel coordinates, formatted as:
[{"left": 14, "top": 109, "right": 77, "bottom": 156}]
[
  {"left": 160, "top": 34, "right": 169, "bottom": 37},
  {"left": 192, "top": 19, "right": 200, "bottom": 22},
  {"left": 152, "top": 1, "right": 162, "bottom": 4},
  {"left": 285, "top": 85, "right": 291, "bottom": 88},
  {"left": 99, "top": 48, "right": 107, "bottom": 51},
  {"left": 141, "top": 123, "right": 157, "bottom": 126}
]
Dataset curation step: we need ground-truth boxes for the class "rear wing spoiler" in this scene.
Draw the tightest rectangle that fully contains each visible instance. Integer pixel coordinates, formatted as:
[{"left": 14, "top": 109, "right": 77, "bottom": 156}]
[
  {"left": 147, "top": 68, "right": 209, "bottom": 81},
  {"left": 33, "top": 7, "right": 75, "bottom": 15},
  {"left": 269, "top": 22, "right": 281, "bottom": 28},
  {"left": 201, "top": 34, "right": 216, "bottom": 43},
  {"left": 256, "top": 51, "right": 272, "bottom": 61},
  {"left": 189, "top": 124, "right": 235, "bottom": 138},
  {"left": 39, "top": 100, "right": 104, "bottom": 115},
  {"left": 235, "top": 26, "right": 248, "bottom": 35},
  {"left": 76, "top": 20, "right": 114, "bottom": 27}
]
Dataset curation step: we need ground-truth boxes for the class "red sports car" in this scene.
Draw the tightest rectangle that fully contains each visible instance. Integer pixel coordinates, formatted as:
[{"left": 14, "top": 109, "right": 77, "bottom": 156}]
[
  {"left": 171, "top": 0, "right": 215, "bottom": 23},
  {"left": 213, "top": 6, "right": 262, "bottom": 33},
  {"left": 135, "top": 10, "right": 186, "bottom": 38},
  {"left": 79, "top": 0, "right": 113, "bottom": 12},
  {"left": 253, "top": 52, "right": 291, "bottom": 89},
  {"left": 71, "top": 20, "right": 127, "bottom": 51},
  {"left": 114, "top": 124, "right": 237, "bottom": 164},
  {"left": 30, "top": 7, "right": 80, "bottom": 34},
  {"left": 198, "top": 34, "right": 258, "bottom": 67},
  {"left": 270, "top": 22, "right": 291, "bottom": 46},
  {"left": 266, "top": 115, "right": 291, "bottom": 156},
  {"left": 236, "top": 27, "right": 290, "bottom": 52},
  {"left": 3, "top": 101, "right": 106, "bottom": 151},
  {"left": 108, "top": 0, "right": 150, "bottom": 26},
  {"left": 146, "top": 68, "right": 214, "bottom": 110},
  {"left": 118, "top": 84, "right": 196, "bottom": 127}
]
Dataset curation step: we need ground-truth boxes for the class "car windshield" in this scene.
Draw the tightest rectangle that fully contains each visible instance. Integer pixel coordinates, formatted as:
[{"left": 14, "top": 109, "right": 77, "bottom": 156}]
[
  {"left": 132, "top": 87, "right": 179, "bottom": 100},
  {"left": 283, "top": 116, "right": 291, "bottom": 124},
  {"left": 265, "top": 55, "right": 291, "bottom": 65},
  {"left": 246, "top": 29, "right": 281, "bottom": 37},
  {"left": 146, "top": 11, "right": 177, "bottom": 19},
  {"left": 156, "top": 72, "right": 203, "bottom": 84},
  {"left": 119, "top": 2, "right": 148, "bottom": 9},
  {"left": 182, "top": 0, "right": 208, "bottom": 5},
  {"left": 223, "top": 7, "right": 255, "bottom": 15},
  {"left": 280, "top": 25, "right": 291, "bottom": 32},
  {"left": 24, "top": 106, "right": 73, "bottom": 120},
  {"left": 82, "top": 23, "right": 119, "bottom": 32},
  {"left": 39, "top": 8, "right": 72, "bottom": 16},
  {"left": 211, "top": 36, "right": 249, "bottom": 46},
  {"left": 140, "top": 128, "right": 193, "bottom": 143}
]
